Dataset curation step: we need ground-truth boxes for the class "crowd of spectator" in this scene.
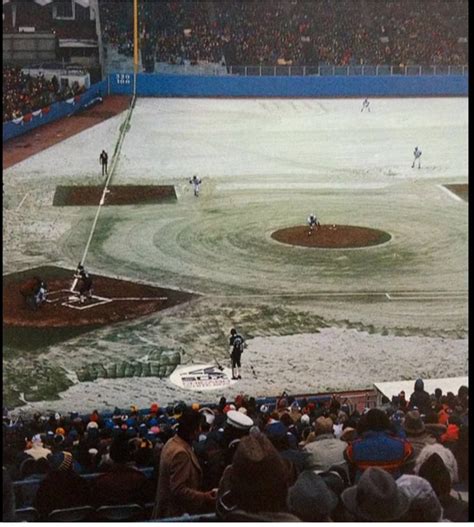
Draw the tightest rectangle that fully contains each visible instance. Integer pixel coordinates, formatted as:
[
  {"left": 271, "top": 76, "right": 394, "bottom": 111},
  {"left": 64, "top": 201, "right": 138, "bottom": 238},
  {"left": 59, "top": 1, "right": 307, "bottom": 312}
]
[
  {"left": 99, "top": 0, "right": 468, "bottom": 68},
  {"left": 3, "top": 67, "right": 86, "bottom": 123},
  {"left": 2, "top": 379, "right": 469, "bottom": 521}
]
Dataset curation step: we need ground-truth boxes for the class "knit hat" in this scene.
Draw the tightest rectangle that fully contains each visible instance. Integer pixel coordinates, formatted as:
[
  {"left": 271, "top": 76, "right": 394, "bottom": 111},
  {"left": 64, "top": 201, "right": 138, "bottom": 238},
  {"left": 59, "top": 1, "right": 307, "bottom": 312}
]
[
  {"left": 265, "top": 421, "right": 287, "bottom": 440},
  {"left": 150, "top": 403, "right": 159, "bottom": 413},
  {"left": 301, "top": 414, "right": 310, "bottom": 425},
  {"left": 49, "top": 451, "right": 73, "bottom": 472},
  {"left": 341, "top": 467, "right": 410, "bottom": 521},
  {"left": 288, "top": 470, "right": 338, "bottom": 521},
  {"left": 86, "top": 421, "right": 98, "bottom": 430},
  {"left": 403, "top": 410, "right": 425, "bottom": 435},
  {"left": 229, "top": 434, "right": 290, "bottom": 513},
  {"left": 259, "top": 404, "right": 269, "bottom": 414},
  {"left": 396, "top": 474, "right": 443, "bottom": 521}
]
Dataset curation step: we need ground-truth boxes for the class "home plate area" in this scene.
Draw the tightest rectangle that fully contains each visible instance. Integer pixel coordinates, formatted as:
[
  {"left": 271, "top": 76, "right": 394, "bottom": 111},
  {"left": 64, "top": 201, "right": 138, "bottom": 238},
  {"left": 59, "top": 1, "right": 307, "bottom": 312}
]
[{"left": 3, "top": 266, "right": 197, "bottom": 329}]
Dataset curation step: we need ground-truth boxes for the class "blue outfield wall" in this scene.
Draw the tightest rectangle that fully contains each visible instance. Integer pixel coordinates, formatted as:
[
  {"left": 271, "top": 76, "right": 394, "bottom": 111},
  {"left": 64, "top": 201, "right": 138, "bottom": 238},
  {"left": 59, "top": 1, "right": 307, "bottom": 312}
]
[
  {"left": 3, "top": 73, "right": 467, "bottom": 142},
  {"left": 109, "top": 72, "right": 468, "bottom": 97},
  {"left": 3, "top": 80, "right": 107, "bottom": 143}
]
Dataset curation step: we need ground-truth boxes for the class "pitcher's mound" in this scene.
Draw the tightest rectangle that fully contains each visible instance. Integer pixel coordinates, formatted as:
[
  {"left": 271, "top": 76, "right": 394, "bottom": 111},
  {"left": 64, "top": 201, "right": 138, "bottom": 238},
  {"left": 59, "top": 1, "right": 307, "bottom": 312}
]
[{"left": 271, "top": 225, "right": 391, "bottom": 248}]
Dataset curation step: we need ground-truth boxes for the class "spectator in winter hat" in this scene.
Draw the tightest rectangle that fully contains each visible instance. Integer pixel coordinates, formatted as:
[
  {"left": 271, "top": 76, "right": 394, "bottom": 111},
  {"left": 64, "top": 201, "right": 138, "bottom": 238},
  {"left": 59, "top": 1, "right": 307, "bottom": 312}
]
[
  {"left": 396, "top": 474, "right": 443, "bottom": 522},
  {"left": 409, "top": 378, "right": 432, "bottom": 416},
  {"left": 92, "top": 435, "right": 152, "bottom": 507},
  {"left": 403, "top": 410, "right": 436, "bottom": 462},
  {"left": 287, "top": 469, "right": 339, "bottom": 521},
  {"left": 195, "top": 410, "right": 254, "bottom": 490},
  {"left": 341, "top": 466, "right": 410, "bottom": 521},
  {"left": 34, "top": 451, "right": 91, "bottom": 520},
  {"left": 216, "top": 433, "right": 299, "bottom": 521},
  {"left": 416, "top": 449, "right": 468, "bottom": 522}
]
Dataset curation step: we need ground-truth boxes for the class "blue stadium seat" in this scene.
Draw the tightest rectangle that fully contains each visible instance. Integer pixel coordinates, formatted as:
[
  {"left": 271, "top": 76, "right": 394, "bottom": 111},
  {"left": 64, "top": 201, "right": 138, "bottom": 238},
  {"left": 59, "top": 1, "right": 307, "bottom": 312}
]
[
  {"left": 48, "top": 506, "right": 95, "bottom": 522},
  {"left": 95, "top": 503, "right": 144, "bottom": 521},
  {"left": 15, "top": 507, "right": 39, "bottom": 522}
]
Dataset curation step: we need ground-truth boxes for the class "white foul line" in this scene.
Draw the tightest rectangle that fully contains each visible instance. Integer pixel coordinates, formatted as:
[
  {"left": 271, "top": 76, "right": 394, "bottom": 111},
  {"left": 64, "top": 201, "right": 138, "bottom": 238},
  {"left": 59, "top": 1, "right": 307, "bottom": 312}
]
[
  {"left": 437, "top": 184, "right": 465, "bottom": 203},
  {"left": 16, "top": 192, "right": 29, "bottom": 210}
]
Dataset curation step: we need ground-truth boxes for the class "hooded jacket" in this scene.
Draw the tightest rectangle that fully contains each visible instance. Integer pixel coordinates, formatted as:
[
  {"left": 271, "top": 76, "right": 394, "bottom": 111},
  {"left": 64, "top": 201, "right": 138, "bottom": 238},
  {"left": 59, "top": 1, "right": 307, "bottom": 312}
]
[{"left": 409, "top": 379, "right": 432, "bottom": 415}]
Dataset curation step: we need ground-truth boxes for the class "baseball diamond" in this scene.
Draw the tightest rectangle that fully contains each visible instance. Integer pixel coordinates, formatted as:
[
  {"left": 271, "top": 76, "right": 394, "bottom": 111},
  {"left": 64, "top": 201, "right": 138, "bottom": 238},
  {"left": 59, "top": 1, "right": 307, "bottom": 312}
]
[{"left": 3, "top": 96, "right": 468, "bottom": 412}]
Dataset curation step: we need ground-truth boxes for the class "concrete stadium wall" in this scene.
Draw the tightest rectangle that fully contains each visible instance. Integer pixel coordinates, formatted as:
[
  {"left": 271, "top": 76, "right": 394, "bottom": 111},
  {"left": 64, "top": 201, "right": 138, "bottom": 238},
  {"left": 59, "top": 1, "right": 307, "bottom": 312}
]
[
  {"left": 109, "top": 72, "right": 468, "bottom": 97},
  {"left": 3, "top": 80, "right": 107, "bottom": 142}
]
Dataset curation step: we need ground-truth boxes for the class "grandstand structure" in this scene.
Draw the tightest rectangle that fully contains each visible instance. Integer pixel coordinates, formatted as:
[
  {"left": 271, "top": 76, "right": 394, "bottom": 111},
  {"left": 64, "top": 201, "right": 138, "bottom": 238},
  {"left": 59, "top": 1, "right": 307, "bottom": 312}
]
[{"left": 2, "top": 0, "right": 469, "bottom": 522}]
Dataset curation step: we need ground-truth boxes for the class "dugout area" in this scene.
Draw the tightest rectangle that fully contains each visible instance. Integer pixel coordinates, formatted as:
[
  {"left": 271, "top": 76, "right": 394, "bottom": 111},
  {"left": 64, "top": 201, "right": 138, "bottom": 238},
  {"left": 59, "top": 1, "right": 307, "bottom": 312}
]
[{"left": 3, "top": 266, "right": 196, "bottom": 349}]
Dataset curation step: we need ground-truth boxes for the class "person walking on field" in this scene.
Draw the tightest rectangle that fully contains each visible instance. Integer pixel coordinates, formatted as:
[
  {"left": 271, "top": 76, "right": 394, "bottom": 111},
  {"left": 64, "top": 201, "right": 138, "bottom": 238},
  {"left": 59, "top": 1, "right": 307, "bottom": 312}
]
[
  {"left": 229, "top": 328, "right": 245, "bottom": 380},
  {"left": 99, "top": 150, "right": 108, "bottom": 177}
]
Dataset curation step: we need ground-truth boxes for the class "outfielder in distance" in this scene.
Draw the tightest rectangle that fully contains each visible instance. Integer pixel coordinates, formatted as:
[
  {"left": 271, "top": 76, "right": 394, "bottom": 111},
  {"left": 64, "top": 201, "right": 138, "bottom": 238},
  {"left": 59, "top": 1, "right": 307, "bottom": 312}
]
[
  {"left": 307, "top": 213, "right": 320, "bottom": 236},
  {"left": 189, "top": 175, "right": 202, "bottom": 197},
  {"left": 412, "top": 146, "right": 422, "bottom": 169},
  {"left": 361, "top": 98, "right": 371, "bottom": 112}
]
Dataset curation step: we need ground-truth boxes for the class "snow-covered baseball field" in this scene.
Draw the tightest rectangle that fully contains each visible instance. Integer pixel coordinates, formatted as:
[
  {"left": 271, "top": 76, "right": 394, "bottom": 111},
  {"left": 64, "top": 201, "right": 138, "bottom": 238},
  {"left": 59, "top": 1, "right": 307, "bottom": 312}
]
[{"left": 3, "top": 97, "right": 468, "bottom": 414}]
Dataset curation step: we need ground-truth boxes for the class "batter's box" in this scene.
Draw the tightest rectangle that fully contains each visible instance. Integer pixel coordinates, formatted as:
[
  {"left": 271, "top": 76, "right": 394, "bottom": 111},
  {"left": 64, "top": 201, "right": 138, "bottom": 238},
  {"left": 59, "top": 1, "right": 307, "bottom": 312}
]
[{"left": 62, "top": 294, "right": 113, "bottom": 310}]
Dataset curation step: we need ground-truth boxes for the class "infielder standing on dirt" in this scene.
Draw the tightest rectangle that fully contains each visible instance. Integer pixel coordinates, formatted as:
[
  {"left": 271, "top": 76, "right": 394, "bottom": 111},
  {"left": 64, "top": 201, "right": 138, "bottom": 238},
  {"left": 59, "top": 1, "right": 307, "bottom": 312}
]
[
  {"left": 412, "top": 146, "right": 422, "bottom": 169},
  {"left": 307, "top": 213, "right": 320, "bottom": 236},
  {"left": 229, "top": 328, "right": 245, "bottom": 380},
  {"left": 189, "top": 175, "right": 202, "bottom": 197},
  {"left": 99, "top": 149, "right": 108, "bottom": 177}
]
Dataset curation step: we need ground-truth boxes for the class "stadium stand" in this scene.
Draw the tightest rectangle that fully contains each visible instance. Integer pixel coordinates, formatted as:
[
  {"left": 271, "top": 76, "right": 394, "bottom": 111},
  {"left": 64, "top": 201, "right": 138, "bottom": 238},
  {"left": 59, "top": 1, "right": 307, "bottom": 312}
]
[
  {"left": 2, "top": 380, "right": 468, "bottom": 521},
  {"left": 3, "top": 66, "right": 86, "bottom": 122},
  {"left": 99, "top": 0, "right": 468, "bottom": 68}
]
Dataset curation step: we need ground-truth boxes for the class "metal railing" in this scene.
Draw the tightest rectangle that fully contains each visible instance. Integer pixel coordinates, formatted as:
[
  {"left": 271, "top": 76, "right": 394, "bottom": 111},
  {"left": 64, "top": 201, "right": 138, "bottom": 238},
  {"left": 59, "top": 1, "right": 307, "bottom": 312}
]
[{"left": 227, "top": 64, "right": 468, "bottom": 77}]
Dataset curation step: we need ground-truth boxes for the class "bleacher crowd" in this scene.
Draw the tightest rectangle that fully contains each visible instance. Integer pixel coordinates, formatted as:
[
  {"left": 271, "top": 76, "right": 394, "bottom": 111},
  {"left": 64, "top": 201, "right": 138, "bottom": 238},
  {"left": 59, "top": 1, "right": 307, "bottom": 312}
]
[
  {"left": 2, "top": 379, "right": 469, "bottom": 521},
  {"left": 99, "top": 0, "right": 468, "bottom": 67},
  {"left": 3, "top": 67, "right": 85, "bottom": 123}
]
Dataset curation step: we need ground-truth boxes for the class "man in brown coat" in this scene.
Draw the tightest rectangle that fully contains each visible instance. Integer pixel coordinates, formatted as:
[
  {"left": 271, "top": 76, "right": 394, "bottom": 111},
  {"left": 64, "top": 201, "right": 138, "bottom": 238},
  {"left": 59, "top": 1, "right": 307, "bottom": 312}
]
[{"left": 152, "top": 408, "right": 216, "bottom": 519}]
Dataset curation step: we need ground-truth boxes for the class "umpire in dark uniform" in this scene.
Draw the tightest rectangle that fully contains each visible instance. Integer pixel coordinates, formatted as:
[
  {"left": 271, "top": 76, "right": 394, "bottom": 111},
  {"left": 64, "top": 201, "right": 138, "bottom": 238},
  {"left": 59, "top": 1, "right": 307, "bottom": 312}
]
[
  {"left": 229, "top": 328, "right": 245, "bottom": 380},
  {"left": 99, "top": 149, "right": 108, "bottom": 177}
]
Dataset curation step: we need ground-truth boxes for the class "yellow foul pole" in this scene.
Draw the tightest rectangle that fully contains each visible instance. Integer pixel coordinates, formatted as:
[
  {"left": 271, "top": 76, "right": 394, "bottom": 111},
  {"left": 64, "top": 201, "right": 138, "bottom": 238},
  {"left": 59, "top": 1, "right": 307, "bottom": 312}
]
[{"left": 133, "top": 0, "right": 138, "bottom": 93}]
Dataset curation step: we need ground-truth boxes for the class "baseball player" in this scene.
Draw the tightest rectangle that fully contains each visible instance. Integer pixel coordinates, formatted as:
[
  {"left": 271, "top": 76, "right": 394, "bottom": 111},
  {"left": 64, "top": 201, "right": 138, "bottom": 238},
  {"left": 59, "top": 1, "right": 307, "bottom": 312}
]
[
  {"left": 307, "top": 213, "right": 320, "bottom": 236},
  {"left": 20, "top": 277, "right": 48, "bottom": 310},
  {"left": 229, "top": 328, "right": 245, "bottom": 380},
  {"left": 412, "top": 146, "right": 422, "bottom": 169},
  {"left": 99, "top": 150, "right": 108, "bottom": 177},
  {"left": 189, "top": 175, "right": 202, "bottom": 197},
  {"left": 74, "top": 264, "right": 93, "bottom": 303},
  {"left": 361, "top": 98, "right": 370, "bottom": 112}
]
